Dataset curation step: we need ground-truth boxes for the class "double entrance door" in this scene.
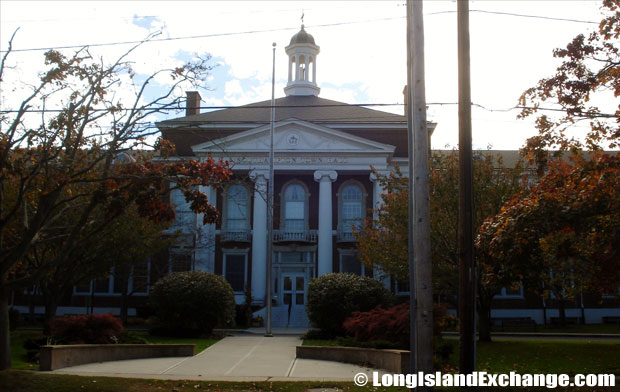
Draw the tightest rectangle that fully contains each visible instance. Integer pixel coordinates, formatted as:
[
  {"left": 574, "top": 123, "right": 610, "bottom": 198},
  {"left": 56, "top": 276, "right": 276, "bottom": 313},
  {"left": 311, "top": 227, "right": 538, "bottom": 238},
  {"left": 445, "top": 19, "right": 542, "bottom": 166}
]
[{"left": 281, "top": 273, "right": 305, "bottom": 309}]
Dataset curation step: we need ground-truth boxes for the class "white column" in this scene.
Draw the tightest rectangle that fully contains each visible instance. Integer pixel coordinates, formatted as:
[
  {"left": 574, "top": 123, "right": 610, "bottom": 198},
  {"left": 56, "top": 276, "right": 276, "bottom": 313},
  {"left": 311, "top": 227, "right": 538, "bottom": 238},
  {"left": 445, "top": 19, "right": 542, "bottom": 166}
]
[
  {"left": 250, "top": 170, "right": 269, "bottom": 305},
  {"left": 370, "top": 172, "right": 390, "bottom": 288},
  {"left": 314, "top": 170, "right": 337, "bottom": 276},
  {"left": 195, "top": 185, "right": 216, "bottom": 272},
  {"left": 304, "top": 56, "right": 310, "bottom": 81},
  {"left": 288, "top": 57, "right": 293, "bottom": 83},
  {"left": 312, "top": 56, "right": 317, "bottom": 83}
]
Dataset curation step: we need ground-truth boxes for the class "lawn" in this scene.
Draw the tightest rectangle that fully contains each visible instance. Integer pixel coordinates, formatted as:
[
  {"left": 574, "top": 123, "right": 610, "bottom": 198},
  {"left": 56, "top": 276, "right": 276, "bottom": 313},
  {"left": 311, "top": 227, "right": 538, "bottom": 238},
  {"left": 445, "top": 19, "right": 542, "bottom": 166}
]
[
  {"left": 0, "top": 370, "right": 616, "bottom": 392},
  {"left": 440, "top": 323, "right": 620, "bottom": 334},
  {"left": 8, "top": 330, "right": 219, "bottom": 371},
  {"left": 303, "top": 338, "right": 620, "bottom": 375}
]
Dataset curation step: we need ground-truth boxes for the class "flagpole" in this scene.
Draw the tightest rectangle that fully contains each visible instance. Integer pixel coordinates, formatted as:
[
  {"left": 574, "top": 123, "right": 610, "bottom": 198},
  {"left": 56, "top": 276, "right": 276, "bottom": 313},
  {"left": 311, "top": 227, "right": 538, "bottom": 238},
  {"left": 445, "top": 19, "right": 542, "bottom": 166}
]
[{"left": 265, "top": 42, "right": 276, "bottom": 337}]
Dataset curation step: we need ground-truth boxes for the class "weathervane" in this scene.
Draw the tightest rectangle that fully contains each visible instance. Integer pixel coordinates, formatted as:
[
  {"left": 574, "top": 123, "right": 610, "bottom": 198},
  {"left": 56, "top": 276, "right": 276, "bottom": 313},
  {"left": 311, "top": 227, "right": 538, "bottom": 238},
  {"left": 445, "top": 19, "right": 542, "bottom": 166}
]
[{"left": 301, "top": 9, "right": 304, "bottom": 26}]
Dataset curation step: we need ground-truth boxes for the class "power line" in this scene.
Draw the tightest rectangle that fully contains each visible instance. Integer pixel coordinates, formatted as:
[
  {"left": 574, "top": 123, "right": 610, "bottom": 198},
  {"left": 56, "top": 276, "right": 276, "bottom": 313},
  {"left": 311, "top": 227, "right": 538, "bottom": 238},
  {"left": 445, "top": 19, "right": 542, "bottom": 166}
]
[
  {"left": 2, "top": 101, "right": 618, "bottom": 118},
  {"left": 0, "top": 9, "right": 598, "bottom": 53}
]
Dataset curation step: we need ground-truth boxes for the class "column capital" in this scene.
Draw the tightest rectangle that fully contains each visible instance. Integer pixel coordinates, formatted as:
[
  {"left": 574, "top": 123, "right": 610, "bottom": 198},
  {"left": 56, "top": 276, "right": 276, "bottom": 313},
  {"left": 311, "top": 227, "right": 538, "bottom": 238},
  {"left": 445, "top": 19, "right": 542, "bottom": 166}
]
[
  {"left": 313, "top": 170, "right": 337, "bottom": 183},
  {"left": 249, "top": 169, "right": 269, "bottom": 182}
]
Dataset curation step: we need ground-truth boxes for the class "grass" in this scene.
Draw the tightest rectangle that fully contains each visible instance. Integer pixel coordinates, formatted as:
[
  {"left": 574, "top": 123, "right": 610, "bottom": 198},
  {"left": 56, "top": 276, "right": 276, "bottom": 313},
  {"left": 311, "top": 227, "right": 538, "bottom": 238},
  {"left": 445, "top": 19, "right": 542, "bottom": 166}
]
[
  {"left": 8, "top": 330, "right": 219, "bottom": 371},
  {"left": 443, "top": 323, "right": 620, "bottom": 334},
  {"left": 471, "top": 339, "right": 620, "bottom": 375},
  {"left": 0, "top": 370, "right": 616, "bottom": 392},
  {"left": 304, "top": 338, "right": 620, "bottom": 375}
]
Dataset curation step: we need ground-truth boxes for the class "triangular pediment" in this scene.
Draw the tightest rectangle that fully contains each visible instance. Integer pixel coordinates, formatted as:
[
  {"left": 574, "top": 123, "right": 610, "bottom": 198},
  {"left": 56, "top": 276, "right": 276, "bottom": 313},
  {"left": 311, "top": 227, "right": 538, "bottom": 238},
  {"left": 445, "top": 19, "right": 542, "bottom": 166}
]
[{"left": 191, "top": 119, "right": 395, "bottom": 154}]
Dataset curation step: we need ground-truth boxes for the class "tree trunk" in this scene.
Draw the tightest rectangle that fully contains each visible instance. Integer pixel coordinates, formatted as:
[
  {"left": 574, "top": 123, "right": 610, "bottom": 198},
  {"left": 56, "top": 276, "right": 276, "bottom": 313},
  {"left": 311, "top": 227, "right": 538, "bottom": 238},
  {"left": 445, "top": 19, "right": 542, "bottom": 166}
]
[
  {"left": 120, "top": 290, "right": 128, "bottom": 326},
  {"left": 43, "top": 299, "right": 58, "bottom": 336},
  {"left": 558, "top": 299, "right": 566, "bottom": 326},
  {"left": 0, "top": 288, "right": 12, "bottom": 370},
  {"left": 478, "top": 294, "right": 492, "bottom": 342}
]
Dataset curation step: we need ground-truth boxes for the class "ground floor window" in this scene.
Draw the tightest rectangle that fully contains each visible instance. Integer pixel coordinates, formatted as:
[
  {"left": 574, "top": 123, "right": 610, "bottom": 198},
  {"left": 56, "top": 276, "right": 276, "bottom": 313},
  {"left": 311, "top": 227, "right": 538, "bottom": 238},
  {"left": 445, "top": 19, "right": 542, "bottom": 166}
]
[
  {"left": 223, "top": 250, "right": 248, "bottom": 293},
  {"left": 339, "top": 250, "right": 364, "bottom": 275},
  {"left": 170, "top": 251, "right": 193, "bottom": 272},
  {"left": 74, "top": 262, "right": 151, "bottom": 296}
]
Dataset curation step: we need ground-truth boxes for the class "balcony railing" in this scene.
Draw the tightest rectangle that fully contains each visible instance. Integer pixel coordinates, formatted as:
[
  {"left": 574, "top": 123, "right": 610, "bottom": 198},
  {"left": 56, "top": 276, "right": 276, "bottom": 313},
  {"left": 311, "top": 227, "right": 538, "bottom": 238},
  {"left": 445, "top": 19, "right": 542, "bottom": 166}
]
[
  {"left": 273, "top": 229, "right": 318, "bottom": 243},
  {"left": 221, "top": 230, "right": 252, "bottom": 242},
  {"left": 337, "top": 230, "right": 357, "bottom": 242}
]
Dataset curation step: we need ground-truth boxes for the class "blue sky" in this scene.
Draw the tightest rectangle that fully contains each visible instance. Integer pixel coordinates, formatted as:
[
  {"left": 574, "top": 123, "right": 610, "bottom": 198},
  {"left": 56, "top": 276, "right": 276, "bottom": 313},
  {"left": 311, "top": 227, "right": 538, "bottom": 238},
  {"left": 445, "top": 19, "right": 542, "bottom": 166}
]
[{"left": 0, "top": 1, "right": 608, "bottom": 150}]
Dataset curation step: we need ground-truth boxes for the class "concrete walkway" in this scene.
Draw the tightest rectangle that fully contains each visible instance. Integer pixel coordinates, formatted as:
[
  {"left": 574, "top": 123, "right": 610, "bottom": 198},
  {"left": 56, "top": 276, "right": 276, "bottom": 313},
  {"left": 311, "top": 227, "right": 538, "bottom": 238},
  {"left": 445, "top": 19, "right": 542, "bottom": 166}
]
[{"left": 53, "top": 335, "right": 382, "bottom": 381}]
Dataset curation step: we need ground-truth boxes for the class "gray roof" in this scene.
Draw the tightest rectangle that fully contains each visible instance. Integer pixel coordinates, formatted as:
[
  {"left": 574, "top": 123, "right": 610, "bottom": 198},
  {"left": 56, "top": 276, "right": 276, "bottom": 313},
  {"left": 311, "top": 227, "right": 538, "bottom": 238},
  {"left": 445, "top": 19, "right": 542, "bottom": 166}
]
[{"left": 159, "top": 95, "right": 406, "bottom": 126}]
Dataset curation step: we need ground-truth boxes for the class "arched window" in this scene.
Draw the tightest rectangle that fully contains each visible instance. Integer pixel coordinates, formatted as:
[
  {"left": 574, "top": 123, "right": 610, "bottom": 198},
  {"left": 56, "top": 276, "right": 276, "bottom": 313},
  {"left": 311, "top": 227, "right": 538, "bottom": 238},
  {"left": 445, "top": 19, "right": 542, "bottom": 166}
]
[
  {"left": 225, "top": 185, "right": 249, "bottom": 231},
  {"left": 340, "top": 183, "right": 364, "bottom": 234},
  {"left": 283, "top": 183, "right": 306, "bottom": 231}
]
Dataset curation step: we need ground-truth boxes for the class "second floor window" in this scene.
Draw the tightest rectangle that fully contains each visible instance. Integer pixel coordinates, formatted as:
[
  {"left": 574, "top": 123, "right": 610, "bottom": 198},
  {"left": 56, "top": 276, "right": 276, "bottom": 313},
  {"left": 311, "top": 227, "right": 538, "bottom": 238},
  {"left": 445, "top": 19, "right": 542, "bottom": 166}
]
[
  {"left": 226, "top": 185, "right": 249, "bottom": 231},
  {"left": 340, "top": 183, "right": 364, "bottom": 233},
  {"left": 284, "top": 183, "right": 306, "bottom": 231}
]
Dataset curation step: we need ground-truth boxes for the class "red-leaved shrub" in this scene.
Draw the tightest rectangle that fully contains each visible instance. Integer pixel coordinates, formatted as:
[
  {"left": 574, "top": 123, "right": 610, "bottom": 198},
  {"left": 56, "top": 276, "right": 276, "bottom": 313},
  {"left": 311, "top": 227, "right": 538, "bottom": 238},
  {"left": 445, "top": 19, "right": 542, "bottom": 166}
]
[
  {"left": 50, "top": 314, "right": 125, "bottom": 344},
  {"left": 343, "top": 302, "right": 448, "bottom": 350}
]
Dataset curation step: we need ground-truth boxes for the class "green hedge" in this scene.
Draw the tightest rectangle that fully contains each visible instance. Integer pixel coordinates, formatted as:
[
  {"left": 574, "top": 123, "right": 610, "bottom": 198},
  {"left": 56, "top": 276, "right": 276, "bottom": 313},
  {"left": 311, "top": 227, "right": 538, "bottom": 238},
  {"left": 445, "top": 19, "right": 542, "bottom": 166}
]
[
  {"left": 306, "top": 273, "right": 394, "bottom": 336},
  {"left": 149, "top": 271, "right": 235, "bottom": 336}
]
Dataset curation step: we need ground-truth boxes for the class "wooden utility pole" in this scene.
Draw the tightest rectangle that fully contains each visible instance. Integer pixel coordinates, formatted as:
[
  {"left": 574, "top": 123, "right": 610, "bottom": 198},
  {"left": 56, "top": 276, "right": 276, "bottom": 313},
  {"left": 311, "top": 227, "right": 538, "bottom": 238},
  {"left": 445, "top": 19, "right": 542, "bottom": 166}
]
[
  {"left": 457, "top": 0, "right": 477, "bottom": 374},
  {"left": 406, "top": 0, "right": 433, "bottom": 379}
]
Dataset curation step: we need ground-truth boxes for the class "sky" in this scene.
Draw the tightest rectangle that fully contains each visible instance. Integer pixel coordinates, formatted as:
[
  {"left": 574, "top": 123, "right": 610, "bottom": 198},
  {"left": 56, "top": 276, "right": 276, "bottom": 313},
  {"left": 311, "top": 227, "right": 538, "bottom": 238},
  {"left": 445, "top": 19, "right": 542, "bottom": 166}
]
[{"left": 0, "top": 1, "right": 607, "bottom": 150}]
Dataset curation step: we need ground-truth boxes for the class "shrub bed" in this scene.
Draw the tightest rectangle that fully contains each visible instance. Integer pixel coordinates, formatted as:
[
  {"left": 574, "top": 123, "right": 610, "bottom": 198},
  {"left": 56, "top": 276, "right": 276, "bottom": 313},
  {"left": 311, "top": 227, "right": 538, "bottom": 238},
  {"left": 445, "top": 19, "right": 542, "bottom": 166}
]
[
  {"left": 306, "top": 273, "right": 394, "bottom": 336},
  {"left": 50, "top": 313, "right": 125, "bottom": 344},
  {"left": 149, "top": 271, "right": 235, "bottom": 336},
  {"left": 343, "top": 302, "right": 453, "bottom": 368}
]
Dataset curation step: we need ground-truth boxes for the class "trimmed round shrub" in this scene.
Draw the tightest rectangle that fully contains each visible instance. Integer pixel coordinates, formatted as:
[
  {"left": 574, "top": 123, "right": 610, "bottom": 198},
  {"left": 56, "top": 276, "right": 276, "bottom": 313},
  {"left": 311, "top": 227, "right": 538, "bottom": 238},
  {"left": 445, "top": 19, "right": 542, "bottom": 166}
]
[
  {"left": 306, "top": 273, "right": 394, "bottom": 336},
  {"left": 149, "top": 271, "right": 235, "bottom": 336},
  {"left": 50, "top": 313, "right": 125, "bottom": 344}
]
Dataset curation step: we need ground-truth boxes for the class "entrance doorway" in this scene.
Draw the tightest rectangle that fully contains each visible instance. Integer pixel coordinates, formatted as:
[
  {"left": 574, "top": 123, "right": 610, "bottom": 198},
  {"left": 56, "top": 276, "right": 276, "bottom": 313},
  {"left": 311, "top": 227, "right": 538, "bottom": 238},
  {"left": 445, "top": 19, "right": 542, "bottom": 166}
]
[{"left": 282, "top": 273, "right": 305, "bottom": 308}]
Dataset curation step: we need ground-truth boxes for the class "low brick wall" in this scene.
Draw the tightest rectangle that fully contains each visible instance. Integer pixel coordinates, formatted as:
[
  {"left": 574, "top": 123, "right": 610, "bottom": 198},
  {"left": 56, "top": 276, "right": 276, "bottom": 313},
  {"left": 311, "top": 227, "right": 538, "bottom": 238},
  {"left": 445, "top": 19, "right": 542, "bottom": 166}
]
[
  {"left": 40, "top": 344, "right": 195, "bottom": 371},
  {"left": 296, "top": 345, "right": 410, "bottom": 373}
]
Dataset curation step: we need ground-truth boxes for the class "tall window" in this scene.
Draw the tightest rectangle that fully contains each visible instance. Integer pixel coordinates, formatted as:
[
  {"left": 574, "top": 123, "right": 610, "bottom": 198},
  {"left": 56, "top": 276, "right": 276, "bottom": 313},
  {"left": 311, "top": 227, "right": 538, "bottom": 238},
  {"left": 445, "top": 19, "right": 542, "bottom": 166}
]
[
  {"left": 339, "top": 251, "right": 364, "bottom": 276},
  {"left": 170, "top": 252, "right": 192, "bottom": 272},
  {"left": 224, "top": 252, "right": 247, "bottom": 293},
  {"left": 340, "top": 183, "right": 364, "bottom": 233},
  {"left": 226, "top": 185, "right": 249, "bottom": 231},
  {"left": 171, "top": 187, "right": 194, "bottom": 227},
  {"left": 283, "top": 183, "right": 306, "bottom": 231}
]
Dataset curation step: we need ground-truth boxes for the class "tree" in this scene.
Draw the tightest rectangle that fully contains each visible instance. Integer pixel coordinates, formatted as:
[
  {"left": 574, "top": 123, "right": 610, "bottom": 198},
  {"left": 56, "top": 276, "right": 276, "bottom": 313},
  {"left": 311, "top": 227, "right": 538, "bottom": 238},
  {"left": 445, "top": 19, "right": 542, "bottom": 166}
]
[
  {"left": 477, "top": 153, "right": 620, "bottom": 326},
  {"left": 356, "top": 150, "right": 529, "bottom": 341},
  {"left": 519, "top": 0, "right": 620, "bottom": 170},
  {"left": 30, "top": 202, "right": 174, "bottom": 329},
  {"left": 0, "top": 32, "right": 231, "bottom": 369}
]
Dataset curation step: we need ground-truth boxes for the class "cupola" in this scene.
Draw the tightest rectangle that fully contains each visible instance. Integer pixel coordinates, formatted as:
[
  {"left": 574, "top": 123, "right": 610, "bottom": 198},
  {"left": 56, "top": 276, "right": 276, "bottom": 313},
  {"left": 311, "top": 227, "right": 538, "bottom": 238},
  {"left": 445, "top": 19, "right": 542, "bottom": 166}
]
[{"left": 284, "top": 25, "right": 320, "bottom": 96}]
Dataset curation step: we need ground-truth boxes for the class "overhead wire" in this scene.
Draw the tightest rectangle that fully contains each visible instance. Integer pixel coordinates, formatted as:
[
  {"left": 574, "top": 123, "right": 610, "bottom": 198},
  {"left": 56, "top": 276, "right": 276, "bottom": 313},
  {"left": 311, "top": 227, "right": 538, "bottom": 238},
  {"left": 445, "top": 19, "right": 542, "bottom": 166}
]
[{"left": 0, "top": 9, "right": 599, "bottom": 53}]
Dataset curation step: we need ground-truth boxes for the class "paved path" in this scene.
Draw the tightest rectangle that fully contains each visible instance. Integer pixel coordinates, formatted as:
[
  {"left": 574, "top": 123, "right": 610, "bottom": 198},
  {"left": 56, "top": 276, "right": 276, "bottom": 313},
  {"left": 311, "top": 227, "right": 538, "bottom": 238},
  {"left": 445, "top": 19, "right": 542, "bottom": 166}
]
[{"left": 53, "top": 335, "right": 382, "bottom": 381}]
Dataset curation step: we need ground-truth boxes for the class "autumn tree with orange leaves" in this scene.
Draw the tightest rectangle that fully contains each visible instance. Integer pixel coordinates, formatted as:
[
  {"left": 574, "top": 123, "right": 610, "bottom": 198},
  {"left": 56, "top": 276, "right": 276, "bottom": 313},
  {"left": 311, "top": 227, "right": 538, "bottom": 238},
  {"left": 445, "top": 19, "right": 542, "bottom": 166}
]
[
  {"left": 356, "top": 151, "right": 529, "bottom": 341},
  {"left": 477, "top": 153, "right": 620, "bottom": 326},
  {"left": 519, "top": 0, "right": 620, "bottom": 171},
  {"left": 0, "top": 32, "right": 230, "bottom": 369}
]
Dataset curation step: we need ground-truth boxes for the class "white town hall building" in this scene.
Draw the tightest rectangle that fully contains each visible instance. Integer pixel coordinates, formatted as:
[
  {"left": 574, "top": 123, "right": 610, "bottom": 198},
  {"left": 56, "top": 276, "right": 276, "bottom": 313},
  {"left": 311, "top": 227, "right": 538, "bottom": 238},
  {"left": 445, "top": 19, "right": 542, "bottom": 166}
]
[{"left": 157, "top": 25, "right": 425, "bottom": 327}]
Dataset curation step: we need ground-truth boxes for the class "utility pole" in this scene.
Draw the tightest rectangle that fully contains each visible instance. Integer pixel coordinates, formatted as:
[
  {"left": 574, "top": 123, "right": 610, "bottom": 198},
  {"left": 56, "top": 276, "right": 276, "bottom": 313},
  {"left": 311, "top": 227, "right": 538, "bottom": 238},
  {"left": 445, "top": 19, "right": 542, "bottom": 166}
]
[
  {"left": 265, "top": 42, "right": 276, "bottom": 338},
  {"left": 457, "top": 0, "right": 476, "bottom": 374},
  {"left": 406, "top": 0, "right": 433, "bottom": 380}
]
